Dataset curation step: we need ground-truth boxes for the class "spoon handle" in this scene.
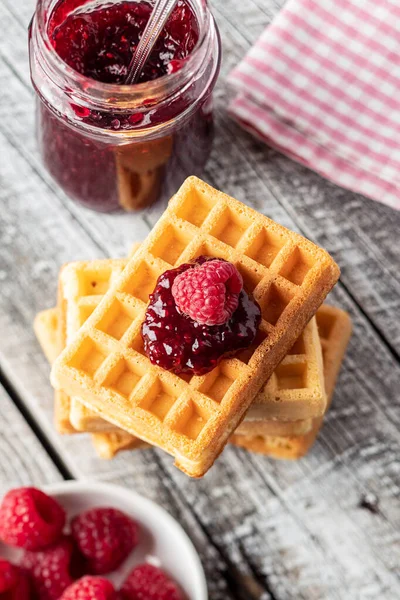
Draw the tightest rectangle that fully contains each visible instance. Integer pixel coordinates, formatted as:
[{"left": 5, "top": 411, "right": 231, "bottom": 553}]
[{"left": 125, "top": 0, "right": 178, "bottom": 85}]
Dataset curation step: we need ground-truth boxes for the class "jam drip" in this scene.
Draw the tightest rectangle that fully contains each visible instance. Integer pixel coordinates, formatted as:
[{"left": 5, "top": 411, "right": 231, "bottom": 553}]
[
  {"left": 141, "top": 257, "right": 262, "bottom": 375},
  {"left": 50, "top": 0, "right": 199, "bottom": 84}
]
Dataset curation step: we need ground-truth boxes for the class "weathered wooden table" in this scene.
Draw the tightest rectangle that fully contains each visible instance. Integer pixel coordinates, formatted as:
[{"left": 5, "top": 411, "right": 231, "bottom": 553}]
[{"left": 1, "top": 0, "right": 399, "bottom": 598}]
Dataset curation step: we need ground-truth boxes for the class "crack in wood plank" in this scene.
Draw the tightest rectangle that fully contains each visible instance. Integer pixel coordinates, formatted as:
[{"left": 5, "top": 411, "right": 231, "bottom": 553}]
[
  {"left": 0, "top": 367, "right": 73, "bottom": 480},
  {"left": 0, "top": 383, "right": 63, "bottom": 494}
]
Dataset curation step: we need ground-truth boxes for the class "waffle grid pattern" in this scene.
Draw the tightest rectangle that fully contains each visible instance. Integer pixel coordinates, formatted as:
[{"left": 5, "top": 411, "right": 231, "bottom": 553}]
[
  {"left": 62, "top": 252, "right": 325, "bottom": 432},
  {"left": 59, "top": 259, "right": 127, "bottom": 435},
  {"left": 64, "top": 261, "right": 325, "bottom": 433},
  {"left": 51, "top": 177, "right": 339, "bottom": 476},
  {"left": 33, "top": 274, "right": 322, "bottom": 442},
  {"left": 231, "top": 305, "right": 352, "bottom": 458},
  {"left": 243, "top": 314, "right": 326, "bottom": 423},
  {"left": 34, "top": 305, "right": 350, "bottom": 460}
]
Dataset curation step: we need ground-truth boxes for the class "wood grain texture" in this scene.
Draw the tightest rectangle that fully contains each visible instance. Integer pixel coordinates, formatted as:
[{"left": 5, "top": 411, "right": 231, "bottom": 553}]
[
  {"left": 0, "top": 0, "right": 399, "bottom": 598},
  {"left": 0, "top": 383, "right": 62, "bottom": 495}
]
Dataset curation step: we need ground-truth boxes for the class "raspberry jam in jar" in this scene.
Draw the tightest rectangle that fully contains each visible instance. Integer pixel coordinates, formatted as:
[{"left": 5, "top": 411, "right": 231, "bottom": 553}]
[{"left": 29, "top": 0, "right": 220, "bottom": 212}]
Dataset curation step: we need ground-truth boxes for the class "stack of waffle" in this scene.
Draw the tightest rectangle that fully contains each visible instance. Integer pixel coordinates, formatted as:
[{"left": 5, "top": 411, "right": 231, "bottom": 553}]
[{"left": 34, "top": 177, "right": 351, "bottom": 477}]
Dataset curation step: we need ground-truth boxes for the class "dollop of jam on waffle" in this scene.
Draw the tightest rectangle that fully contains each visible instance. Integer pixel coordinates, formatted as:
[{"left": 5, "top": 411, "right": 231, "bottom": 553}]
[{"left": 141, "top": 257, "right": 261, "bottom": 375}]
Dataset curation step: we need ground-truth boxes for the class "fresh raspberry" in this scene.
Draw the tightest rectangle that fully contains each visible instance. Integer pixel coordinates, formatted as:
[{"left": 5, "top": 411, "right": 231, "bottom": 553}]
[
  {"left": 60, "top": 576, "right": 117, "bottom": 600},
  {"left": 171, "top": 259, "right": 243, "bottom": 326},
  {"left": 0, "top": 487, "right": 66, "bottom": 550},
  {"left": 0, "top": 561, "right": 30, "bottom": 599},
  {"left": 71, "top": 507, "right": 139, "bottom": 575},
  {"left": 21, "top": 536, "right": 75, "bottom": 600},
  {"left": 0, "top": 560, "right": 18, "bottom": 593},
  {"left": 120, "top": 564, "right": 183, "bottom": 600}
]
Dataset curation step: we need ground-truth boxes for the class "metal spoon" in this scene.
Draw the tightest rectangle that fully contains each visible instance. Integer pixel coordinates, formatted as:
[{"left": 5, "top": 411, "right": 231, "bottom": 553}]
[{"left": 125, "top": 0, "right": 179, "bottom": 85}]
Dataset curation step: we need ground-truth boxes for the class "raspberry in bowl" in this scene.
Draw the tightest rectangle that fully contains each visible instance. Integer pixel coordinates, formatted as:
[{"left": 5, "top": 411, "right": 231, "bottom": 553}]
[
  {"left": 0, "top": 487, "right": 66, "bottom": 551},
  {"left": 142, "top": 257, "right": 262, "bottom": 375},
  {"left": 0, "top": 481, "right": 207, "bottom": 600}
]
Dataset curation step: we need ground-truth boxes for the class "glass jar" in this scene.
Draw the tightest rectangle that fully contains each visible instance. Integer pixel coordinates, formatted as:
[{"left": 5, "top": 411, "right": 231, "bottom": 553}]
[{"left": 29, "top": 0, "right": 221, "bottom": 212}]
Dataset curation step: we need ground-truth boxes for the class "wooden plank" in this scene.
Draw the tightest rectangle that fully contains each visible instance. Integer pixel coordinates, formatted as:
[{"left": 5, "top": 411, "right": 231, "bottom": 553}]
[
  {"left": 0, "top": 0, "right": 399, "bottom": 598},
  {"left": 0, "top": 383, "right": 62, "bottom": 495}
]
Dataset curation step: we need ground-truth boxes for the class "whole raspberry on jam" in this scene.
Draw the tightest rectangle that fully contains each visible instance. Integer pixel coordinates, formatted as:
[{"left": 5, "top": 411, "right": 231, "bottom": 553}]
[
  {"left": 60, "top": 576, "right": 117, "bottom": 600},
  {"left": 71, "top": 507, "right": 139, "bottom": 575},
  {"left": 0, "top": 487, "right": 66, "bottom": 551},
  {"left": 172, "top": 259, "right": 243, "bottom": 326},
  {"left": 120, "top": 564, "right": 183, "bottom": 600},
  {"left": 142, "top": 256, "right": 261, "bottom": 374},
  {"left": 21, "top": 536, "right": 75, "bottom": 600}
]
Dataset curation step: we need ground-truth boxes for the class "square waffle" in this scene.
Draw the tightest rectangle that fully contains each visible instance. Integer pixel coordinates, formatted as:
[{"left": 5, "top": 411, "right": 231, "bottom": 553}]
[
  {"left": 51, "top": 177, "right": 340, "bottom": 477},
  {"left": 63, "top": 249, "right": 325, "bottom": 432},
  {"left": 231, "top": 305, "right": 352, "bottom": 458}
]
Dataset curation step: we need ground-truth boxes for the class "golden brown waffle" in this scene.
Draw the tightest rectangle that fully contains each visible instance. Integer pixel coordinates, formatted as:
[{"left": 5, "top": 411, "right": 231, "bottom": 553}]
[
  {"left": 64, "top": 250, "right": 325, "bottom": 433},
  {"left": 60, "top": 259, "right": 326, "bottom": 435},
  {"left": 51, "top": 177, "right": 340, "bottom": 477},
  {"left": 231, "top": 305, "right": 352, "bottom": 458},
  {"left": 242, "top": 314, "right": 326, "bottom": 423},
  {"left": 33, "top": 304, "right": 146, "bottom": 450},
  {"left": 58, "top": 258, "right": 127, "bottom": 435},
  {"left": 91, "top": 431, "right": 148, "bottom": 459},
  {"left": 37, "top": 302, "right": 318, "bottom": 439},
  {"left": 34, "top": 308, "right": 77, "bottom": 434},
  {"left": 34, "top": 309, "right": 60, "bottom": 365},
  {"left": 35, "top": 304, "right": 350, "bottom": 459},
  {"left": 59, "top": 241, "right": 148, "bottom": 434}
]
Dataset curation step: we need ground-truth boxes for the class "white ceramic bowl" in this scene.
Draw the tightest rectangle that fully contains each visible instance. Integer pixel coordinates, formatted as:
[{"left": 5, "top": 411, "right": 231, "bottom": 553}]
[{"left": 0, "top": 481, "right": 207, "bottom": 600}]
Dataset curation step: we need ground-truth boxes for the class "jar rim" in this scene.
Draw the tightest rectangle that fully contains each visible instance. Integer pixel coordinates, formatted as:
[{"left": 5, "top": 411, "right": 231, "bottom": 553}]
[{"left": 34, "top": 0, "right": 211, "bottom": 109}]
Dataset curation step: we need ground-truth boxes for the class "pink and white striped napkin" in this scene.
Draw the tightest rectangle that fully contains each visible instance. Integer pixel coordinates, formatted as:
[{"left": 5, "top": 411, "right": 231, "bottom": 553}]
[{"left": 229, "top": 0, "right": 400, "bottom": 210}]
